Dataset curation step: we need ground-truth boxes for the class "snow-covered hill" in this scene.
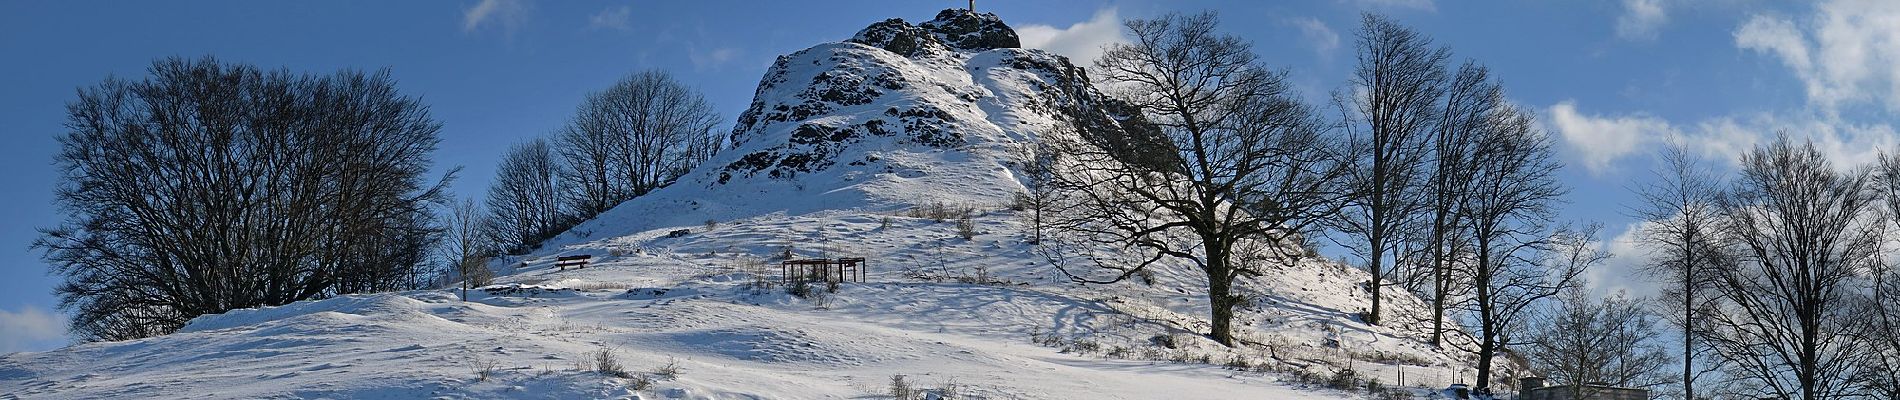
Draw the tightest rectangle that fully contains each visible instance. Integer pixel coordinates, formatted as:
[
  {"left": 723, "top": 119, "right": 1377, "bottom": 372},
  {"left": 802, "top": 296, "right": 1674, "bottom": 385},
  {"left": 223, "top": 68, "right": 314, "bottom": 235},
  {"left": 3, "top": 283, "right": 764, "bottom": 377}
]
[
  {"left": 0, "top": 9, "right": 1498, "bottom": 399},
  {"left": 548, "top": 9, "right": 1144, "bottom": 244}
]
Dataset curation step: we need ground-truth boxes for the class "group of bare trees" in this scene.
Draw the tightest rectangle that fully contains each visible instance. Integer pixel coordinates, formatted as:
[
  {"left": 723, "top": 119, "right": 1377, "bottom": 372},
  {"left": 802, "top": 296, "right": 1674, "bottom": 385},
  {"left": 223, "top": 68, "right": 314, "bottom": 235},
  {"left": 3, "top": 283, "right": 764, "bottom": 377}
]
[
  {"left": 1336, "top": 15, "right": 1588, "bottom": 391},
  {"left": 1038, "top": 14, "right": 1589, "bottom": 386},
  {"left": 1624, "top": 138, "right": 1900, "bottom": 400},
  {"left": 486, "top": 138, "right": 569, "bottom": 254},
  {"left": 1524, "top": 289, "right": 1675, "bottom": 399},
  {"left": 1033, "top": 9, "right": 1900, "bottom": 399},
  {"left": 38, "top": 57, "right": 454, "bottom": 341},
  {"left": 554, "top": 71, "right": 722, "bottom": 221},
  {"left": 36, "top": 57, "right": 723, "bottom": 340},
  {"left": 1326, "top": 13, "right": 1900, "bottom": 400},
  {"left": 480, "top": 70, "right": 722, "bottom": 256}
]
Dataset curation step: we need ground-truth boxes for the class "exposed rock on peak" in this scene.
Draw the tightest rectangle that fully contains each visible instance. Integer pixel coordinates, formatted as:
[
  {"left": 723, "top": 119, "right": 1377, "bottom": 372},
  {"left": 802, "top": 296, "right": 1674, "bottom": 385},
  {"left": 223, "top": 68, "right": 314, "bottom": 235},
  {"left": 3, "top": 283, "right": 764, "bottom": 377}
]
[
  {"left": 848, "top": 9, "right": 1019, "bottom": 57},
  {"left": 920, "top": 9, "right": 1021, "bottom": 51},
  {"left": 849, "top": 18, "right": 944, "bottom": 57}
]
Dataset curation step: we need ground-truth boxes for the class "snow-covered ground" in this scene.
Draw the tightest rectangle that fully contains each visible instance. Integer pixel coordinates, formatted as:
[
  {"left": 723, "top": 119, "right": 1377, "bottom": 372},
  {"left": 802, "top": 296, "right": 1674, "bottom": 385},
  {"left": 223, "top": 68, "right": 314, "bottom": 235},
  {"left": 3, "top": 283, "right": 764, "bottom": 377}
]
[
  {"left": 0, "top": 10, "right": 1497, "bottom": 399},
  {"left": 0, "top": 279, "right": 1336, "bottom": 399},
  {"left": 0, "top": 212, "right": 1478, "bottom": 399}
]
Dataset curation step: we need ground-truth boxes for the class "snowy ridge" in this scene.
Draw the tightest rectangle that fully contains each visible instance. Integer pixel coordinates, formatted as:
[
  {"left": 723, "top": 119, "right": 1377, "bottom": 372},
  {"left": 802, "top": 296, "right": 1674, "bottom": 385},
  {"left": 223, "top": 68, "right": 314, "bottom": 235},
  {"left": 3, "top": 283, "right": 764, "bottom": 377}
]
[{"left": 0, "top": 10, "right": 1498, "bottom": 399}]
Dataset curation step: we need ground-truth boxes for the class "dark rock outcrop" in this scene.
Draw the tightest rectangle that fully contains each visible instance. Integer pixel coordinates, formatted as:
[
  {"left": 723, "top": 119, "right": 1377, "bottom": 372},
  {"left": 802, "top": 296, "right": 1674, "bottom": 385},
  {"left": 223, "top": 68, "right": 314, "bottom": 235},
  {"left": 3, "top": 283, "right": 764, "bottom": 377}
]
[
  {"left": 920, "top": 9, "right": 1021, "bottom": 51},
  {"left": 848, "top": 9, "right": 1020, "bottom": 57}
]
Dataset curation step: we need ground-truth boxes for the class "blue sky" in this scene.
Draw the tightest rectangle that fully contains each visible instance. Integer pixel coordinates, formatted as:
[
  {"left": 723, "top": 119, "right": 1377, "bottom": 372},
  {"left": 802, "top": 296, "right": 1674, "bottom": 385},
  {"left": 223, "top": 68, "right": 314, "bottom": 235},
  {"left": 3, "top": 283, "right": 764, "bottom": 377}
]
[{"left": 1, "top": 0, "right": 1890, "bottom": 353}]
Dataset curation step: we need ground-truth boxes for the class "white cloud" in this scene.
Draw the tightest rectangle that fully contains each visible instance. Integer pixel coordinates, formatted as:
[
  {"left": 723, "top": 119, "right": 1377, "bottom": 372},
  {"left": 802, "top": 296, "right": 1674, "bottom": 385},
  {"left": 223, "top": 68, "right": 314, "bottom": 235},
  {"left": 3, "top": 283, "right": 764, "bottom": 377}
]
[
  {"left": 1750, "top": 115, "right": 1897, "bottom": 167},
  {"left": 1735, "top": 0, "right": 1900, "bottom": 112},
  {"left": 1547, "top": 100, "right": 1676, "bottom": 175},
  {"left": 588, "top": 5, "right": 632, "bottom": 31},
  {"left": 1734, "top": 16, "right": 1808, "bottom": 67},
  {"left": 1547, "top": 100, "right": 1897, "bottom": 174},
  {"left": 462, "top": 0, "right": 529, "bottom": 34},
  {"left": 1017, "top": 7, "right": 1129, "bottom": 67},
  {"left": 1288, "top": 17, "right": 1341, "bottom": 56},
  {"left": 1549, "top": 0, "right": 1900, "bottom": 174},
  {"left": 688, "top": 47, "right": 739, "bottom": 69},
  {"left": 1681, "top": 116, "right": 1763, "bottom": 163},
  {"left": 1735, "top": 15, "right": 1815, "bottom": 90},
  {"left": 1586, "top": 222, "right": 1663, "bottom": 300},
  {"left": 0, "top": 306, "right": 66, "bottom": 354},
  {"left": 1616, "top": 0, "right": 1669, "bottom": 40},
  {"left": 1670, "top": 112, "right": 1894, "bottom": 169},
  {"left": 1341, "top": 0, "right": 1435, "bottom": 12}
]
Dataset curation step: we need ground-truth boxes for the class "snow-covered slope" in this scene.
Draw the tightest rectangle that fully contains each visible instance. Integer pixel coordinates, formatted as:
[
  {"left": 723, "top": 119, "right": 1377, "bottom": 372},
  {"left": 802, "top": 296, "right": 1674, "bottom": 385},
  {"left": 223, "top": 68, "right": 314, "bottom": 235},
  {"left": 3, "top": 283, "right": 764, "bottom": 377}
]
[
  {"left": 0, "top": 10, "right": 1501, "bottom": 399},
  {"left": 0, "top": 263, "right": 1349, "bottom": 399},
  {"left": 549, "top": 9, "right": 1144, "bottom": 246}
]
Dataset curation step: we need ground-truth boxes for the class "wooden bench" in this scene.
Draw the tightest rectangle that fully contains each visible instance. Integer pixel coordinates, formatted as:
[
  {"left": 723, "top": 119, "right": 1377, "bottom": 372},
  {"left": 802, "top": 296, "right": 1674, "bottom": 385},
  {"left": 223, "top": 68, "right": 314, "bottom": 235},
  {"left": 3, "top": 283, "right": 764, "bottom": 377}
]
[
  {"left": 555, "top": 255, "right": 592, "bottom": 271},
  {"left": 781, "top": 257, "right": 867, "bottom": 284}
]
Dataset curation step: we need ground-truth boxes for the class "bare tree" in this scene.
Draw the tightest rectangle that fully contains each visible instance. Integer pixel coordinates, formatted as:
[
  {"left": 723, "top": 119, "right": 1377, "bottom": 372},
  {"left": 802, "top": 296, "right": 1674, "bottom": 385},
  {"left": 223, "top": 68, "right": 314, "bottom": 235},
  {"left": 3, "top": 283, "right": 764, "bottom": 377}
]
[
  {"left": 1629, "top": 144, "right": 1728, "bottom": 400},
  {"left": 1525, "top": 289, "right": 1676, "bottom": 398},
  {"left": 487, "top": 138, "right": 570, "bottom": 254},
  {"left": 1012, "top": 135, "right": 1060, "bottom": 245},
  {"left": 1422, "top": 60, "right": 1500, "bottom": 346},
  {"left": 1869, "top": 151, "right": 1900, "bottom": 398},
  {"left": 557, "top": 120, "right": 620, "bottom": 219},
  {"left": 1860, "top": 260, "right": 1900, "bottom": 399},
  {"left": 557, "top": 70, "right": 722, "bottom": 221},
  {"left": 37, "top": 57, "right": 451, "bottom": 341},
  {"left": 1336, "top": 13, "right": 1446, "bottom": 325},
  {"left": 1456, "top": 104, "right": 1579, "bottom": 391},
  {"left": 444, "top": 197, "right": 493, "bottom": 301},
  {"left": 1047, "top": 11, "right": 1348, "bottom": 347},
  {"left": 1703, "top": 136, "right": 1879, "bottom": 400}
]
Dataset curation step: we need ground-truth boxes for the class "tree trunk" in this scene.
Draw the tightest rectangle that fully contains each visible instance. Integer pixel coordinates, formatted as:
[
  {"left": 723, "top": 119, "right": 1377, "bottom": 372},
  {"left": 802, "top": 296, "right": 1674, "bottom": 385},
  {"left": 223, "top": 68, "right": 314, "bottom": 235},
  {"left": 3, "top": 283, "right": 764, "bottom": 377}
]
[
  {"left": 1476, "top": 335, "right": 1495, "bottom": 390},
  {"left": 1430, "top": 216, "right": 1447, "bottom": 346},
  {"left": 1031, "top": 205, "right": 1042, "bottom": 245},
  {"left": 1474, "top": 243, "right": 1495, "bottom": 392},
  {"left": 1208, "top": 276, "right": 1235, "bottom": 347},
  {"left": 1431, "top": 284, "right": 1446, "bottom": 346},
  {"left": 1802, "top": 325, "right": 1817, "bottom": 400},
  {"left": 1207, "top": 243, "right": 1237, "bottom": 347},
  {"left": 1368, "top": 236, "right": 1383, "bottom": 326},
  {"left": 1682, "top": 248, "right": 1693, "bottom": 400}
]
